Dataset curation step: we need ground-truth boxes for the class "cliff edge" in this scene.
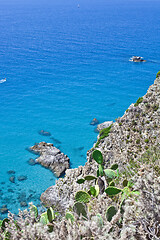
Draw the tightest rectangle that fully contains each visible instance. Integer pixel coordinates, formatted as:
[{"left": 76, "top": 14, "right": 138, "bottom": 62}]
[{"left": 40, "top": 76, "right": 160, "bottom": 239}]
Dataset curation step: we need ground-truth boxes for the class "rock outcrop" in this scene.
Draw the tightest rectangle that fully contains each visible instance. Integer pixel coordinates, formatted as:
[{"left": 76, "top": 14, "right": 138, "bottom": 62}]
[
  {"left": 30, "top": 142, "right": 70, "bottom": 177},
  {"left": 97, "top": 121, "right": 113, "bottom": 131}
]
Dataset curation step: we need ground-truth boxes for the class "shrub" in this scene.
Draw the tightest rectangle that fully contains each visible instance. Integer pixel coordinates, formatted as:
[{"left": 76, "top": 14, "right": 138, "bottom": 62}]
[
  {"left": 95, "top": 125, "right": 112, "bottom": 147},
  {"left": 152, "top": 104, "right": 159, "bottom": 111},
  {"left": 134, "top": 97, "right": 143, "bottom": 107},
  {"left": 145, "top": 139, "right": 149, "bottom": 143},
  {"left": 136, "top": 139, "right": 140, "bottom": 144},
  {"left": 156, "top": 71, "right": 160, "bottom": 78}
]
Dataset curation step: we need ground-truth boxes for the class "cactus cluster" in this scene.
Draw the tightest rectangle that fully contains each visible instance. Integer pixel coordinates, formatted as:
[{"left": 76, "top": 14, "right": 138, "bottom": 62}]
[{"left": 74, "top": 149, "right": 140, "bottom": 224}]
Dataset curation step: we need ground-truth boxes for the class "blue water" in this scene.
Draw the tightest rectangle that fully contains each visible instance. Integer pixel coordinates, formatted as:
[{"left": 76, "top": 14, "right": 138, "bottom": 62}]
[{"left": 0, "top": 0, "right": 160, "bottom": 217}]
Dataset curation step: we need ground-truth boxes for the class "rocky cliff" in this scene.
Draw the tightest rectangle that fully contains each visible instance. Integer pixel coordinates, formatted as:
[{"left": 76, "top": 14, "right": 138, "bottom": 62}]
[{"left": 40, "top": 76, "right": 160, "bottom": 239}]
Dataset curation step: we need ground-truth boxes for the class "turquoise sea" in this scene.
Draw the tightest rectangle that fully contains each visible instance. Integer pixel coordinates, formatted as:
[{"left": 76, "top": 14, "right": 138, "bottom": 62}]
[{"left": 0, "top": 0, "right": 160, "bottom": 217}]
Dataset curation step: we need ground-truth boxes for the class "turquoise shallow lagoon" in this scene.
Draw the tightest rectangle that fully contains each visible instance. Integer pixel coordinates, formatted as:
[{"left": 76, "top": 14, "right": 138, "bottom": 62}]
[{"left": 0, "top": 0, "right": 160, "bottom": 217}]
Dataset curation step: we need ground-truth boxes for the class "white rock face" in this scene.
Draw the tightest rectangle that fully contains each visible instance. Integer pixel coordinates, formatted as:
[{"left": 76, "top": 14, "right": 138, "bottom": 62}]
[{"left": 97, "top": 121, "right": 113, "bottom": 131}]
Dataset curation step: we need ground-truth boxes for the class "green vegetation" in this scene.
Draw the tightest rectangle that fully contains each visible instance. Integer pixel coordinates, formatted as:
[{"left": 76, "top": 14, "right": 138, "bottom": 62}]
[
  {"left": 156, "top": 70, "right": 160, "bottom": 78},
  {"left": 136, "top": 139, "right": 140, "bottom": 144},
  {"left": 95, "top": 125, "right": 112, "bottom": 147},
  {"left": 134, "top": 97, "right": 143, "bottom": 107},
  {"left": 144, "top": 138, "right": 149, "bottom": 143},
  {"left": 75, "top": 149, "right": 140, "bottom": 225},
  {"left": 152, "top": 104, "right": 159, "bottom": 111}
]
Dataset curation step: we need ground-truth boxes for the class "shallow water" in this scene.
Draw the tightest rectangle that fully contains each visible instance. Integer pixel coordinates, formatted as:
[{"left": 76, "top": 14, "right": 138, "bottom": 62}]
[{"left": 0, "top": 0, "right": 160, "bottom": 217}]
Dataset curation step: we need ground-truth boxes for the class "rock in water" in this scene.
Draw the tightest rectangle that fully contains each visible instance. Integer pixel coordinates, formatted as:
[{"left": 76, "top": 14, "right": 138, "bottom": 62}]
[
  {"left": 30, "top": 142, "right": 70, "bottom": 177},
  {"left": 90, "top": 118, "right": 99, "bottom": 125},
  {"left": 17, "top": 176, "right": 27, "bottom": 181},
  {"left": 9, "top": 176, "right": 15, "bottom": 183},
  {"left": 38, "top": 130, "right": 51, "bottom": 136}
]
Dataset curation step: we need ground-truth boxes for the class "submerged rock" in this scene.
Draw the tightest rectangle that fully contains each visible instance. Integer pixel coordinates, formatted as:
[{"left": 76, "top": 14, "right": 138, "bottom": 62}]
[
  {"left": 20, "top": 201, "right": 28, "bottom": 207},
  {"left": 30, "top": 142, "right": 70, "bottom": 177},
  {"left": 17, "top": 176, "right": 27, "bottom": 181},
  {"left": 27, "top": 158, "right": 37, "bottom": 166},
  {"left": 0, "top": 205, "right": 8, "bottom": 214},
  {"left": 90, "top": 118, "right": 99, "bottom": 126},
  {"left": 50, "top": 137, "right": 61, "bottom": 144},
  {"left": 7, "top": 170, "right": 15, "bottom": 175},
  {"left": 9, "top": 176, "right": 15, "bottom": 183},
  {"left": 38, "top": 130, "right": 51, "bottom": 136}
]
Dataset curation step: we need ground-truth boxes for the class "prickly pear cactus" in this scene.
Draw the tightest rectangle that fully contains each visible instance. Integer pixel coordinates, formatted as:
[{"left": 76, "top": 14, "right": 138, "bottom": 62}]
[
  {"left": 77, "top": 178, "right": 85, "bottom": 184},
  {"left": 92, "top": 150, "right": 103, "bottom": 164},
  {"left": 110, "top": 163, "right": 118, "bottom": 170},
  {"left": 40, "top": 212, "right": 49, "bottom": 225},
  {"left": 30, "top": 205, "right": 38, "bottom": 218},
  {"left": 84, "top": 175, "right": 97, "bottom": 181},
  {"left": 106, "top": 206, "right": 117, "bottom": 222},
  {"left": 47, "top": 207, "right": 55, "bottom": 223},
  {"left": 75, "top": 190, "right": 91, "bottom": 203},
  {"left": 73, "top": 202, "right": 87, "bottom": 219},
  {"left": 105, "top": 186, "right": 122, "bottom": 196},
  {"left": 65, "top": 212, "right": 75, "bottom": 223},
  {"left": 104, "top": 169, "right": 116, "bottom": 179}
]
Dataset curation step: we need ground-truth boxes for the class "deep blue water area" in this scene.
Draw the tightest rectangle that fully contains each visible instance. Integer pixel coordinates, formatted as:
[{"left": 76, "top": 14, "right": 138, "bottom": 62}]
[{"left": 0, "top": 0, "right": 160, "bottom": 217}]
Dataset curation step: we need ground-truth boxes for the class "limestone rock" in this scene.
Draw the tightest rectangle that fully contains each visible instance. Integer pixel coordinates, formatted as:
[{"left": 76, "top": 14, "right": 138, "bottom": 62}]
[
  {"left": 97, "top": 121, "right": 113, "bottom": 131},
  {"left": 30, "top": 142, "right": 70, "bottom": 177}
]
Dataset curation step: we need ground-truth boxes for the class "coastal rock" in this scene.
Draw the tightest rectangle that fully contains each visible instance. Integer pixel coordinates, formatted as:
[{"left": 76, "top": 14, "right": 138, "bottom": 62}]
[
  {"left": 20, "top": 201, "right": 28, "bottom": 207},
  {"left": 38, "top": 130, "right": 51, "bottom": 136},
  {"left": 30, "top": 142, "right": 70, "bottom": 177},
  {"left": 0, "top": 205, "right": 8, "bottom": 214},
  {"left": 9, "top": 176, "right": 15, "bottom": 183},
  {"left": 7, "top": 170, "right": 15, "bottom": 175},
  {"left": 97, "top": 121, "right": 113, "bottom": 131},
  {"left": 17, "top": 176, "right": 27, "bottom": 181},
  {"left": 90, "top": 118, "right": 99, "bottom": 125},
  {"left": 27, "top": 158, "right": 37, "bottom": 166}
]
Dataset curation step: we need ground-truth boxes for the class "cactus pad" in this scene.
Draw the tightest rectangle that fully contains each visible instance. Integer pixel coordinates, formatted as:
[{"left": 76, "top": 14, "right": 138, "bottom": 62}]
[
  {"left": 104, "top": 169, "right": 116, "bottom": 179},
  {"left": 106, "top": 206, "right": 117, "bottom": 222},
  {"left": 92, "top": 150, "right": 103, "bottom": 164},
  {"left": 30, "top": 205, "right": 38, "bottom": 218},
  {"left": 84, "top": 175, "right": 97, "bottom": 181},
  {"left": 73, "top": 202, "right": 87, "bottom": 219},
  {"left": 75, "top": 191, "right": 91, "bottom": 203},
  {"left": 110, "top": 163, "right": 118, "bottom": 170},
  {"left": 105, "top": 186, "right": 122, "bottom": 196},
  {"left": 47, "top": 207, "right": 55, "bottom": 222},
  {"left": 77, "top": 178, "right": 85, "bottom": 184},
  {"left": 65, "top": 212, "right": 75, "bottom": 223},
  {"left": 40, "top": 212, "right": 49, "bottom": 225}
]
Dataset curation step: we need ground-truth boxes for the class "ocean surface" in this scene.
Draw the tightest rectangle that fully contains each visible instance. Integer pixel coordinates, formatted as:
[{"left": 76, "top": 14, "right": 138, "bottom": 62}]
[{"left": 0, "top": 0, "right": 160, "bottom": 217}]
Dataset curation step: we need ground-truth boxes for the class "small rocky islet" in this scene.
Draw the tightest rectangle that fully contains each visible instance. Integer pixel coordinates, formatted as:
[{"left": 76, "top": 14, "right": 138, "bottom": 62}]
[{"left": 30, "top": 142, "right": 70, "bottom": 177}]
